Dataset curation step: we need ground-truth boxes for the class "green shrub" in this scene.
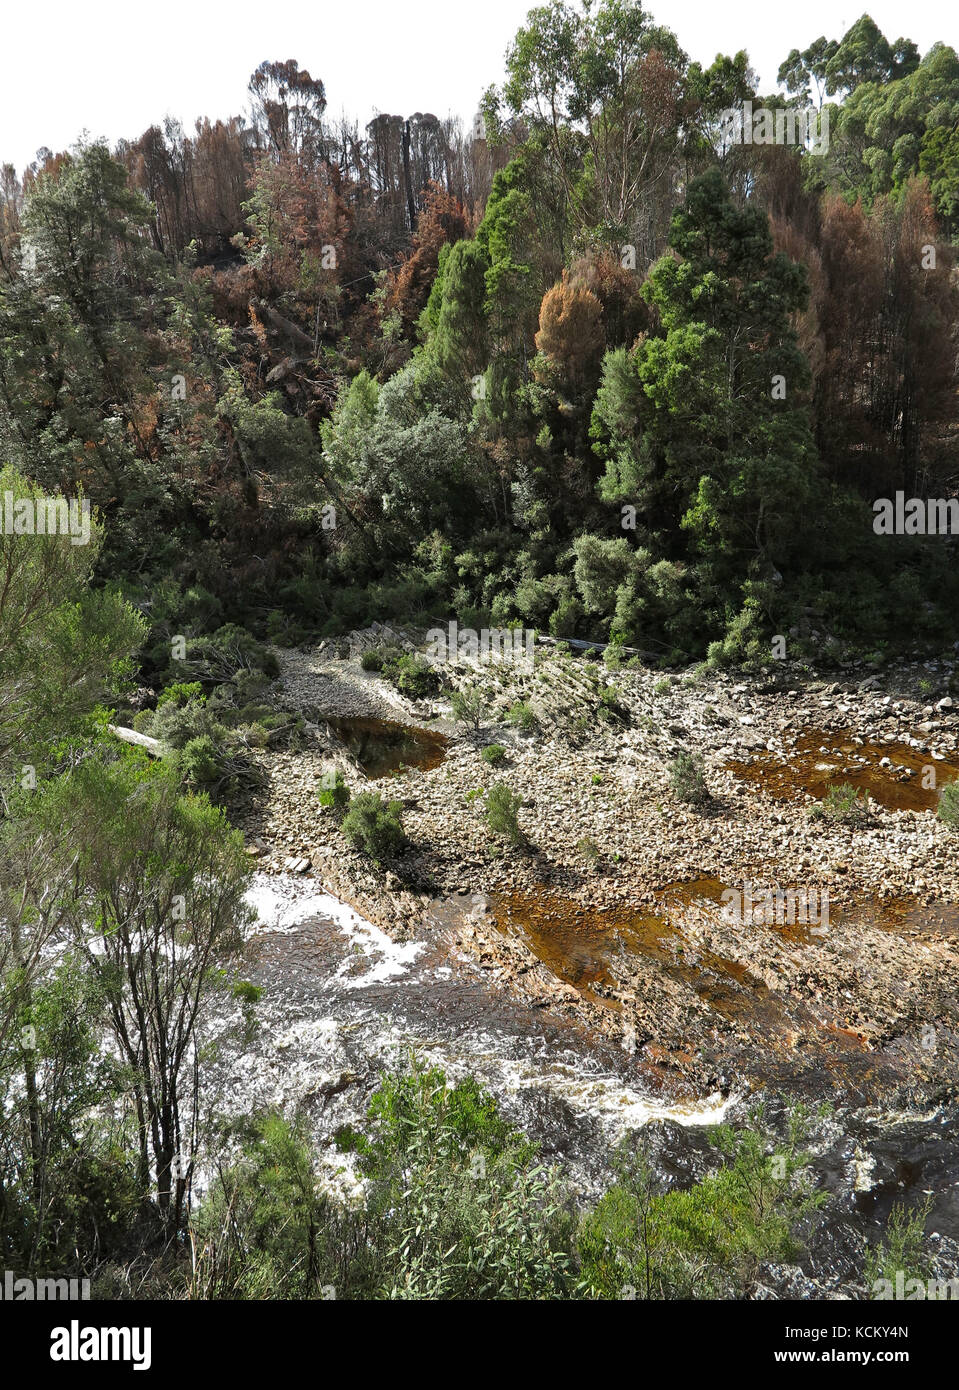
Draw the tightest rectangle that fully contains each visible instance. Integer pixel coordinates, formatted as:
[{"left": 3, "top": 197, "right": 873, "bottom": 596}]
[
  {"left": 452, "top": 686, "right": 486, "bottom": 731},
  {"left": 669, "top": 752, "right": 710, "bottom": 805},
  {"left": 863, "top": 1197, "right": 934, "bottom": 1294},
  {"left": 173, "top": 623, "right": 279, "bottom": 686},
  {"left": 809, "top": 782, "right": 870, "bottom": 826},
  {"left": 598, "top": 683, "right": 627, "bottom": 723},
  {"left": 157, "top": 680, "right": 206, "bottom": 709},
  {"left": 481, "top": 743, "right": 507, "bottom": 765},
  {"left": 391, "top": 654, "right": 439, "bottom": 699},
  {"left": 506, "top": 701, "right": 537, "bottom": 733},
  {"left": 361, "top": 648, "right": 384, "bottom": 672},
  {"left": 937, "top": 781, "right": 959, "bottom": 830},
  {"left": 342, "top": 792, "right": 406, "bottom": 859},
  {"left": 485, "top": 783, "right": 524, "bottom": 845},
  {"left": 172, "top": 734, "right": 223, "bottom": 788},
  {"left": 579, "top": 1103, "right": 826, "bottom": 1300},
  {"left": 318, "top": 768, "right": 351, "bottom": 819},
  {"left": 576, "top": 836, "right": 602, "bottom": 865}
]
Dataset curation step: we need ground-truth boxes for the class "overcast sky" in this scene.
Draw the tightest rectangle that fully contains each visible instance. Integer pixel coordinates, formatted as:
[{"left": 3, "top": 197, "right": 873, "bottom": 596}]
[{"left": 1, "top": 0, "right": 955, "bottom": 174}]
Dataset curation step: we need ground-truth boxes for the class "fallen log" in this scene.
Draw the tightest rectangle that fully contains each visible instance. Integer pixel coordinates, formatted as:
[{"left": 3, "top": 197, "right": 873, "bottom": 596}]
[{"left": 107, "top": 724, "right": 163, "bottom": 757}]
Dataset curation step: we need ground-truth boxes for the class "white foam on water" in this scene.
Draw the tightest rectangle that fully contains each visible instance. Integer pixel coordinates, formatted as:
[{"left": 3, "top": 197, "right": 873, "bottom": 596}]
[{"left": 245, "top": 872, "right": 423, "bottom": 986}]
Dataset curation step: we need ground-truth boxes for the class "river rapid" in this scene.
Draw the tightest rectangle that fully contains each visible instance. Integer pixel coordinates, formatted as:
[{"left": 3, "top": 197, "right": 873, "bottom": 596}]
[{"left": 199, "top": 872, "right": 959, "bottom": 1299}]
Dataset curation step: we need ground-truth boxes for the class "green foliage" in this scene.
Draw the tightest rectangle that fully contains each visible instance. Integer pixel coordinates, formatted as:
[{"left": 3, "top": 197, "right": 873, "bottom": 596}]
[
  {"left": 481, "top": 743, "right": 507, "bottom": 765},
  {"left": 506, "top": 700, "right": 537, "bottom": 732},
  {"left": 809, "top": 782, "right": 870, "bottom": 826},
  {"left": 383, "top": 652, "right": 440, "bottom": 699},
  {"left": 318, "top": 768, "right": 351, "bottom": 819},
  {"left": 579, "top": 1104, "right": 826, "bottom": 1299},
  {"left": 0, "top": 465, "right": 146, "bottom": 778},
  {"left": 156, "top": 681, "right": 206, "bottom": 709},
  {"left": 337, "top": 1057, "right": 573, "bottom": 1300},
  {"left": 863, "top": 1197, "right": 933, "bottom": 1294},
  {"left": 451, "top": 685, "right": 486, "bottom": 731},
  {"left": 485, "top": 782, "right": 524, "bottom": 845},
  {"left": 669, "top": 752, "right": 710, "bottom": 805},
  {"left": 341, "top": 791, "right": 406, "bottom": 859},
  {"left": 360, "top": 648, "right": 384, "bottom": 671},
  {"left": 937, "top": 781, "right": 959, "bottom": 830}
]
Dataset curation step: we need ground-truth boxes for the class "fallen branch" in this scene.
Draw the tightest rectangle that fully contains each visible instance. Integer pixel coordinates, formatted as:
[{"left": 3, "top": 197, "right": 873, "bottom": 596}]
[{"left": 108, "top": 725, "right": 163, "bottom": 757}]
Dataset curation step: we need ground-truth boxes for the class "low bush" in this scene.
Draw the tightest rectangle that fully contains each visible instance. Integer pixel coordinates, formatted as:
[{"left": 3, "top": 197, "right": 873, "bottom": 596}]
[
  {"left": 809, "top": 782, "right": 870, "bottom": 826},
  {"left": 506, "top": 701, "right": 537, "bottom": 733},
  {"left": 485, "top": 783, "right": 524, "bottom": 845},
  {"left": 481, "top": 743, "right": 507, "bottom": 765},
  {"left": 937, "top": 781, "right": 959, "bottom": 830},
  {"left": 318, "top": 768, "right": 351, "bottom": 819},
  {"left": 669, "top": 752, "right": 710, "bottom": 805},
  {"left": 342, "top": 792, "right": 406, "bottom": 859},
  {"left": 452, "top": 686, "right": 486, "bottom": 731}
]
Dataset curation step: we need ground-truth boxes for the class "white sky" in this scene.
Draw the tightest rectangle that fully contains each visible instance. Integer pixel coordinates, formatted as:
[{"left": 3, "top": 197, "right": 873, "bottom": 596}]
[{"left": 1, "top": 0, "right": 956, "bottom": 174}]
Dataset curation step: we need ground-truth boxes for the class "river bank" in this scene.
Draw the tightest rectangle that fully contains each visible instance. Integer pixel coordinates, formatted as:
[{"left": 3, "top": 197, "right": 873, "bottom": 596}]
[{"left": 229, "top": 630, "right": 959, "bottom": 1110}]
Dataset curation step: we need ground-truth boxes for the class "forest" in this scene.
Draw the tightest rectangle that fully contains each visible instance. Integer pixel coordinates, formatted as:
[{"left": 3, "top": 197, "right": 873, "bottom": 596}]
[{"left": 1, "top": 1, "right": 958, "bottom": 1308}]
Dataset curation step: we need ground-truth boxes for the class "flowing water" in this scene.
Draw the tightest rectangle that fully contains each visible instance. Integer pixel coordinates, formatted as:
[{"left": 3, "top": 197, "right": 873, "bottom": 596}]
[{"left": 201, "top": 871, "right": 959, "bottom": 1292}]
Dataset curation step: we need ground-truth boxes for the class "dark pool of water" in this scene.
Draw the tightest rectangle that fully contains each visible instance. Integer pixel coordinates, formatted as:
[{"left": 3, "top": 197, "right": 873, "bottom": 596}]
[
  {"left": 324, "top": 715, "right": 449, "bottom": 778},
  {"left": 725, "top": 727, "right": 959, "bottom": 813}
]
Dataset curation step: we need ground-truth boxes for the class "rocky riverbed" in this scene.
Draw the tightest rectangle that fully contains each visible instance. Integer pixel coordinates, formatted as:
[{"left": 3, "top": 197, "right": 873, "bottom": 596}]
[
  {"left": 202, "top": 628, "right": 959, "bottom": 1295},
  {"left": 231, "top": 629, "right": 959, "bottom": 1109}
]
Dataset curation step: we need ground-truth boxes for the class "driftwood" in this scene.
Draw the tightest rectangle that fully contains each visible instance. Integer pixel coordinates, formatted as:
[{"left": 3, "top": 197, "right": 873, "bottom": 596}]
[
  {"left": 108, "top": 724, "right": 163, "bottom": 757},
  {"left": 251, "top": 299, "right": 315, "bottom": 356}
]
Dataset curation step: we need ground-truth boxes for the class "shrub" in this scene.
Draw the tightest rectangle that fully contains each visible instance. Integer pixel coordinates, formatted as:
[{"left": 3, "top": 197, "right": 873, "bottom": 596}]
[
  {"left": 342, "top": 792, "right": 406, "bottom": 859},
  {"left": 172, "top": 734, "right": 223, "bottom": 788},
  {"left": 579, "top": 1103, "right": 826, "bottom": 1300},
  {"left": 318, "top": 768, "right": 351, "bottom": 819},
  {"left": 809, "top": 782, "right": 870, "bottom": 826},
  {"left": 391, "top": 654, "right": 439, "bottom": 699},
  {"left": 332, "top": 1058, "right": 574, "bottom": 1300},
  {"left": 451, "top": 686, "right": 486, "bottom": 731},
  {"left": 157, "top": 680, "right": 206, "bottom": 709},
  {"left": 669, "top": 752, "right": 710, "bottom": 805},
  {"left": 481, "top": 743, "right": 507, "bottom": 765},
  {"left": 174, "top": 623, "right": 280, "bottom": 686},
  {"left": 597, "top": 682, "right": 627, "bottom": 723},
  {"left": 485, "top": 783, "right": 524, "bottom": 845},
  {"left": 149, "top": 696, "right": 223, "bottom": 749},
  {"left": 506, "top": 701, "right": 537, "bottom": 733},
  {"left": 863, "top": 1197, "right": 934, "bottom": 1294},
  {"left": 937, "top": 781, "right": 959, "bottom": 830},
  {"left": 360, "top": 648, "right": 384, "bottom": 672}
]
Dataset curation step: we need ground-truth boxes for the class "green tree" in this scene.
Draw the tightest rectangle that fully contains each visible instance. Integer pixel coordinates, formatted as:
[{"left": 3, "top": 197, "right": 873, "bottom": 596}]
[
  {"left": 44, "top": 755, "right": 253, "bottom": 1230},
  {"left": 0, "top": 464, "right": 144, "bottom": 783},
  {"left": 591, "top": 168, "right": 820, "bottom": 650}
]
